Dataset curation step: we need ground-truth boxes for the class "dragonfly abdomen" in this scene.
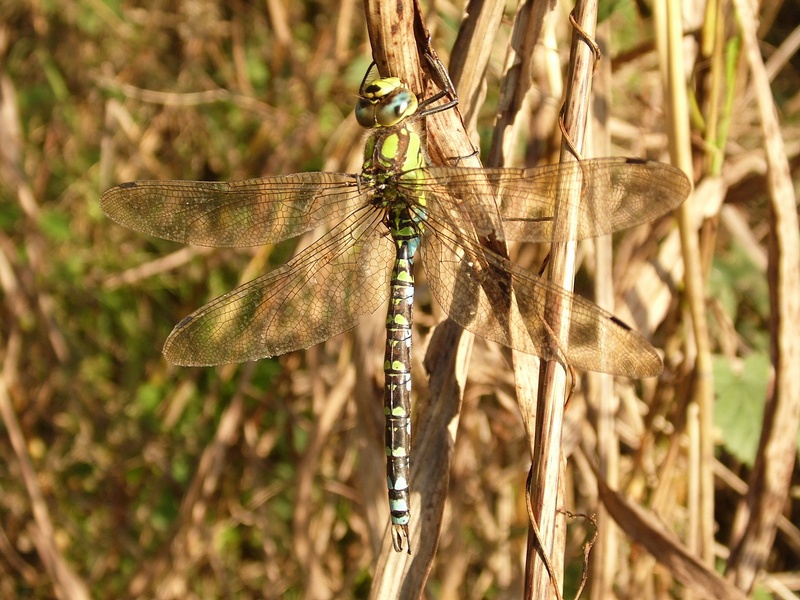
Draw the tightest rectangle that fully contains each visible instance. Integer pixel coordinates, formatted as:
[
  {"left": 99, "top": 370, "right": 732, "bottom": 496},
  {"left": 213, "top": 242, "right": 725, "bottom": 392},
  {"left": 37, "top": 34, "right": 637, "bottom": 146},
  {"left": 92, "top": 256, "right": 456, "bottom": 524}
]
[{"left": 383, "top": 206, "right": 420, "bottom": 553}]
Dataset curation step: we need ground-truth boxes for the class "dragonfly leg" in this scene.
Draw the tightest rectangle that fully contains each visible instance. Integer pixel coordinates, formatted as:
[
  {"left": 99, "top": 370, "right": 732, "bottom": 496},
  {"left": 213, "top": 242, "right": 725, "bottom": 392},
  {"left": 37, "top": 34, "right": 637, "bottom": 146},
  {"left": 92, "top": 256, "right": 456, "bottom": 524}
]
[{"left": 564, "top": 363, "right": 577, "bottom": 410}]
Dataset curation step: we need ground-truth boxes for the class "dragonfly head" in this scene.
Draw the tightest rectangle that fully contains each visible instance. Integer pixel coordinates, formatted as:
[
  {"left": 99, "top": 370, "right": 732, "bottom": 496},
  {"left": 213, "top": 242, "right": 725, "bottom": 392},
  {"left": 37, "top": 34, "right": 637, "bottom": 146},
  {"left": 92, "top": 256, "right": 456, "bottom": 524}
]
[{"left": 355, "top": 77, "right": 419, "bottom": 128}]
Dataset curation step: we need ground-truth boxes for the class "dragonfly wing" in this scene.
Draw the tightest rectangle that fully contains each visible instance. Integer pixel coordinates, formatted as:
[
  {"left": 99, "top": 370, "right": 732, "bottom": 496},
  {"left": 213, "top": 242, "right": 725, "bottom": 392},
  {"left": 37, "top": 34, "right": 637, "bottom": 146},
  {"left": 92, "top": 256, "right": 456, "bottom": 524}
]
[
  {"left": 163, "top": 208, "right": 392, "bottom": 366},
  {"left": 421, "top": 158, "right": 690, "bottom": 243},
  {"left": 420, "top": 213, "right": 662, "bottom": 377},
  {"left": 100, "top": 172, "right": 364, "bottom": 247}
]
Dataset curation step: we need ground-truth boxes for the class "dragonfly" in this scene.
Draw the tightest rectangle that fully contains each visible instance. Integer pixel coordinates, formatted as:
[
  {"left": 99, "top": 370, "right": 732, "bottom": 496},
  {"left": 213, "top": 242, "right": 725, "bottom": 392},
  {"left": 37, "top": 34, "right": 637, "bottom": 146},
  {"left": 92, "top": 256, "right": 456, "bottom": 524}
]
[{"left": 101, "top": 61, "right": 691, "bottom": 554}]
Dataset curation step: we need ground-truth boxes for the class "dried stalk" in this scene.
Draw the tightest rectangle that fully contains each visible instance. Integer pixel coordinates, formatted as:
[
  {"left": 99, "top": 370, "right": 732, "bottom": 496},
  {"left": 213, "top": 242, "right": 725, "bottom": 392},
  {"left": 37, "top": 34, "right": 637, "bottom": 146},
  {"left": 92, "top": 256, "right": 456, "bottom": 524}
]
[
  {"left": 362, "top": 1, "right": 480, "bottom": 596},
  {"left": 725, "top": 0, "right": 800, "bottom": 592},
  {"left": 526, "top": 1, "right": 599, "bottom": 597},
  {"left": 654, "top": 0, "right": 715, "bottom": 569}
]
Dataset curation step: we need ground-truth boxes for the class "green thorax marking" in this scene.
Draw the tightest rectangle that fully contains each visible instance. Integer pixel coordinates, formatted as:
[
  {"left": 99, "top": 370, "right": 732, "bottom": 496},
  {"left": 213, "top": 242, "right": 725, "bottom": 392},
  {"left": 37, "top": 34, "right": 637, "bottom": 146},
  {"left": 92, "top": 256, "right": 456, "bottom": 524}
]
[
  {"left": 363, "top": 124, "right": 427, "bottom": 243},
  {"left": 356, "top": 73, "right": 428, "bottom": 212},
  {"left": 363, "top": 124, "right": 424, "bottom": 172}
]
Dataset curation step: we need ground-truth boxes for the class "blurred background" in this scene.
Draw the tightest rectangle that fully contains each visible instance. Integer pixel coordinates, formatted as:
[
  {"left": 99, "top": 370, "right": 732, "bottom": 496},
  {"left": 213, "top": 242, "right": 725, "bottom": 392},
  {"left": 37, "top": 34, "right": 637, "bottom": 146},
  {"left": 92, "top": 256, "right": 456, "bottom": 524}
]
[{"left": 0, "top": 0, "right": 798, "bottom": 598}]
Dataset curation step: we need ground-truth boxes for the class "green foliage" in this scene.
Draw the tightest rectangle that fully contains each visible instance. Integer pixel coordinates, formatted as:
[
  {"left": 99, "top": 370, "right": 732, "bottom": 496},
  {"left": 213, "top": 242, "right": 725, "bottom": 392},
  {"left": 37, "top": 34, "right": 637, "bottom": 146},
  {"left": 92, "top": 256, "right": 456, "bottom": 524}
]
[
  {"left": 598, "top": 0, "right": 633, "bottom": 23},
  {"left": 39, "top": 211, "right": 72, "bottom": 243},
  {"left": 711, "top": 240, "right": 770, "bottom": 352},
  {"left": 713, "top": 353, "right": 770, "bottom": 466}
]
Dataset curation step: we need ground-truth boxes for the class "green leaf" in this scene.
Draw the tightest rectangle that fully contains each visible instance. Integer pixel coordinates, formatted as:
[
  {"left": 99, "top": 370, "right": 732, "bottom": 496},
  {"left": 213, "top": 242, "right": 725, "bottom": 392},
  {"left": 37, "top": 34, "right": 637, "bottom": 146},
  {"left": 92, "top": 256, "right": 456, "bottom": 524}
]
[
  {"left": 713, "top": 353, "right": 770, "bottom": 466},
  {"left": 598, "top": 0, "right": 632, "bottom": 22}
]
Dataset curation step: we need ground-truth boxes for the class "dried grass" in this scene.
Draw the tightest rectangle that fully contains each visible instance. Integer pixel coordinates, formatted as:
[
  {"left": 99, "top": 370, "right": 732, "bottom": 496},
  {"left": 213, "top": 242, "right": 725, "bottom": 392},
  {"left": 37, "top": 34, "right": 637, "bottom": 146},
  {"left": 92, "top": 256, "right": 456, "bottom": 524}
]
[{"left": 0, "top": 0, "right": 798, "bottom": 598}]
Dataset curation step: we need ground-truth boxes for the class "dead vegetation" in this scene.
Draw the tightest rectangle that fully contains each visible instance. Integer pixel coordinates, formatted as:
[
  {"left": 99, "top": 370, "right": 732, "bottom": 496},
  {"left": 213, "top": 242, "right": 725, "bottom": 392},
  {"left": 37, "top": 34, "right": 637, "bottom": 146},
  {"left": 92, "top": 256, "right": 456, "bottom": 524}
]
[{"left": 0, "top": 0, "right": 798, "bottom": 598}]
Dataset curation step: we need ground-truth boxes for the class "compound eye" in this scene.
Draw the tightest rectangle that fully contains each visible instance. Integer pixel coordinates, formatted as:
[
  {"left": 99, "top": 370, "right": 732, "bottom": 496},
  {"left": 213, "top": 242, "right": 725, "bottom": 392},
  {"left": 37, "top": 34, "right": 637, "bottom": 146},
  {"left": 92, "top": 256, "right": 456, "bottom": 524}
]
[
  {"left": 355, "top": 100, "right": 377, "bottom": 127},
  {"left": 375, "top": 90, "right": 418, "bottom": 127}
]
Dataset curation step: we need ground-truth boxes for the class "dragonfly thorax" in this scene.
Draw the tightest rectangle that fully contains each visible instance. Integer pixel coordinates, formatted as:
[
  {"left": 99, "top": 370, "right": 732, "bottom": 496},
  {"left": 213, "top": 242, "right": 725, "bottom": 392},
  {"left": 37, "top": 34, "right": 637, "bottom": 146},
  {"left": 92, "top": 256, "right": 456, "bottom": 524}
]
[
  {"left": 362, "top": 122, "right": 425, "bottom": 177},
  {"left": 355, "top": 77, "right": 419, "bottom": 128}
]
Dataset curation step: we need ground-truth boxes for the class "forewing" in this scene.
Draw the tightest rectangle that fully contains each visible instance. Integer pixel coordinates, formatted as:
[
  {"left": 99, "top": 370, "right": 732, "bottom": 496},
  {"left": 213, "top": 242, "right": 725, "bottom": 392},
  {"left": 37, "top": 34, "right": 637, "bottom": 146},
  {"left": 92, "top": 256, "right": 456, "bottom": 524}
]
[
  {"left": 100, "top": 172, "right": 365, "bottom": 247},
  {"left": 163, "top": 207, "right": 392, "bottom": 366},
  {"left": 419, "top": 158, "right": 690, "bottom": 242},
  {"left": 420, "top": 207, "right": 662, "bottom": 377}
]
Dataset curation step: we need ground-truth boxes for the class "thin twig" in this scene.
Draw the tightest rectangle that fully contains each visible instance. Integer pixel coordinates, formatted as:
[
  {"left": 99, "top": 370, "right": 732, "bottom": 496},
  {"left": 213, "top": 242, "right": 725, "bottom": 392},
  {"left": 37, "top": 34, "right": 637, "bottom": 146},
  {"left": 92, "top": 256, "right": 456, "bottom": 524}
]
[{"left": 0, "top": 333, "right": 90, "bottom": 600}]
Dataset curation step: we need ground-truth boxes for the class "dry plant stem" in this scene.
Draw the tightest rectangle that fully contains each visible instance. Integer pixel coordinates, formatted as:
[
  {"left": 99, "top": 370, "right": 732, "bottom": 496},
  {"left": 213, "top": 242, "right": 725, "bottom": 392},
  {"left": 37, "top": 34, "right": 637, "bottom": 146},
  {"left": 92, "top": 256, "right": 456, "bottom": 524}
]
[
  {"left": 701, "top": 0, "right": 726, "bottom": 175},
  {"left": 333, "top": 0, "right": 357, "bottom": 60},
  {"left": 128, "top": 367, "right": 250, "bottom": 597},
  {"left": 362, "top": 0, "right": 481, "bottom": 593},
  {"left": 595, "top": 471, "right": 749, "bottom": 600},
  {"left": 449, "top": 0, "right": 506, "bottom": 128},
  {"left": 363, "top": 0, "right": 481, "bottom": 169},
  {"left": 655, "top": 0, "right": 716, "bottom": 568},
  {"left": 0, "top": 333, "right": 90, "bottom": 600},
  {"left": 353, "top": 322, "right": 394, "bottom": 556},
  {"left": 0, "top": 66, "right": 87, "bottom": 599},
  {"left": 487, "top": 0, "right": 552, "bottom": 168},
  {"left": 528, "top": 2, "right": 598, "bottom": 598},
  {"left": 96, "top": 76, "right": 277, "bottom": 115},
  {"left": 726, "top": 0, "right": 800, "bottom": 592},
  {"left": 264, "top": 0, "right": 292, "bottom": 48},
  {"left": 587, "top": 21, "right": 619, "bottom": 600},
  {"left": 0, "top": 75, "right": 69, "bottom": 363},
  {"left": 715, "top": 460, "right": 800, "bottom": 557},
  {"left": 478, "top": 0, "right": 553, "bottom": 595},
  {"left": 450, "top": 3, "right": 581, "bottom": 595},
  {"left": 295, "top": 354, "right": 357, "bottom": 599},
  {"left": 103, "top": 246, "right": 215, "bottom": 289}
]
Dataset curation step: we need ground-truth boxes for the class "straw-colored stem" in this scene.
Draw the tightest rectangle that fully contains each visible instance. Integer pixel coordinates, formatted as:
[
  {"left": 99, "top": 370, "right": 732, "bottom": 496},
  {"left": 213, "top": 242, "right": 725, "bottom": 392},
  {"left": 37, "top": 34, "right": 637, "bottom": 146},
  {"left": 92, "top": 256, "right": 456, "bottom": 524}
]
[
  {"left": 725, "top": 0, "right": 800, "bottom": 592},
  {"left": 362, "top": 1, "right": 481, "bottom": 595},
  {"left": 527, "top": 1, "right": 599, "bottom": 598},
  {"left": 655, "top": 0, "right": 716, "bottom": 571}
]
